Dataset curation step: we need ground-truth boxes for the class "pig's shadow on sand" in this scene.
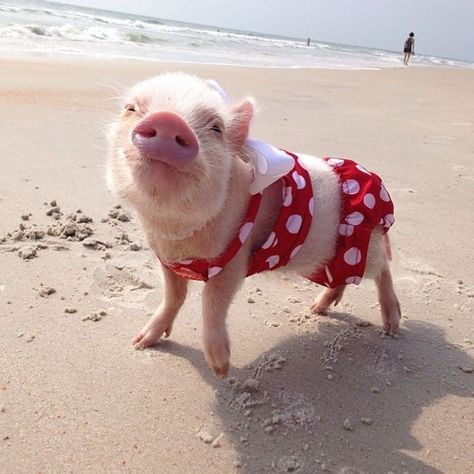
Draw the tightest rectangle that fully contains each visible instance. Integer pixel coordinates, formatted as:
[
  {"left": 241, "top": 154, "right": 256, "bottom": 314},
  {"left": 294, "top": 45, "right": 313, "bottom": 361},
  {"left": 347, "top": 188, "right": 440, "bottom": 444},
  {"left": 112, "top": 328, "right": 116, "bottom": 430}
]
[{"left": 156, "top": 316, "right": 473, "bottom": 474}]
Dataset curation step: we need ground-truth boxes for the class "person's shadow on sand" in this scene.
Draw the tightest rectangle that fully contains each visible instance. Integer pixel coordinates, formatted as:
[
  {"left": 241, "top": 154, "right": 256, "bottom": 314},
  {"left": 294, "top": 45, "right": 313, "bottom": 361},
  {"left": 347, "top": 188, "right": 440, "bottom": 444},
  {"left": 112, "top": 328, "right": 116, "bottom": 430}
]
[{"left": 155, "top": 317, "right": 473, "bottom": 473}]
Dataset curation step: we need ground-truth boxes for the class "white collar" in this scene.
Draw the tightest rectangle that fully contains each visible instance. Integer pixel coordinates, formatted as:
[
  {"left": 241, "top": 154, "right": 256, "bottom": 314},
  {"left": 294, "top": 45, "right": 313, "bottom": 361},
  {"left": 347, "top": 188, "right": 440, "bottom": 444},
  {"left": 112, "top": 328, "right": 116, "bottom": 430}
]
[{"left": 207, "top": 80, "right": 294, "bottom": 195}]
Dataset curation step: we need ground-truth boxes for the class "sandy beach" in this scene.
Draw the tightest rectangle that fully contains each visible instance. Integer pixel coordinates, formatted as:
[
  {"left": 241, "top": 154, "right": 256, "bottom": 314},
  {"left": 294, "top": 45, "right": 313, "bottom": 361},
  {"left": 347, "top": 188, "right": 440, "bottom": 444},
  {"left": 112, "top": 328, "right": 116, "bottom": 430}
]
[{"left": 0, "top": 58, "right": 473, "bottom": 473}]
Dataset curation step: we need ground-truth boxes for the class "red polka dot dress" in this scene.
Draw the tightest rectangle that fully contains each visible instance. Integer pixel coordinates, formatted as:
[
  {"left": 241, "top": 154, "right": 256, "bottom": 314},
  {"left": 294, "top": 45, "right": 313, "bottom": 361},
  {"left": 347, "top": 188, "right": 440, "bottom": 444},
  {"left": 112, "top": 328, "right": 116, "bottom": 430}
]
[{"left": 160, "top": 153, "right": 394, "bottom": 287}]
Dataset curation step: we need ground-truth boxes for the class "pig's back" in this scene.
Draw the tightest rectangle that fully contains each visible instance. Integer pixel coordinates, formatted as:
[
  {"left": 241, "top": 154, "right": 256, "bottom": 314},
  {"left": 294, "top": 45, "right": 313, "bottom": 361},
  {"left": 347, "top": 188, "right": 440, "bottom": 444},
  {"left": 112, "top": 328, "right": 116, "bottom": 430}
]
[{"left": 250, "top": 155, "right": 341, "bottom": 276}]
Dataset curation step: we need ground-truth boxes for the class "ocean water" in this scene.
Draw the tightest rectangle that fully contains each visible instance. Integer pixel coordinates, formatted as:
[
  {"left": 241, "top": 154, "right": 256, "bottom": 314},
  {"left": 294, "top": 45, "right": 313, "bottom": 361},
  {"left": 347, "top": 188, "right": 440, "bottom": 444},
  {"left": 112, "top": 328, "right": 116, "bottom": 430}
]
[{"left": 1, "top": 0, "right": 473, "bottom": 70}]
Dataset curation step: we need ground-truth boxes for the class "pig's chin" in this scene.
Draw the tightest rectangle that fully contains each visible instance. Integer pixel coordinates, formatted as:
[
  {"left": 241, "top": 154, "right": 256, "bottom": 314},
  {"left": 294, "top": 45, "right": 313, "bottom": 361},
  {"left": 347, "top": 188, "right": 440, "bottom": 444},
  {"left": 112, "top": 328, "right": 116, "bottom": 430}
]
[{"left": 132, "top": 154, "right": 193, "bottom": 195}]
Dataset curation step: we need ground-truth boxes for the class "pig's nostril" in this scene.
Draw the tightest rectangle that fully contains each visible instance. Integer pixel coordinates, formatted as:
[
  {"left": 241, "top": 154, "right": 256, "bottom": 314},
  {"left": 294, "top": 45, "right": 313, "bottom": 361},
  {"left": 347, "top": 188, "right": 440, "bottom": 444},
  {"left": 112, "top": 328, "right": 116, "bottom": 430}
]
[
  {"left": 139, "top": 128, "right": 156, "bottom": 139},
  {"left": 175, "top": 135, "right": 189, "bottom": 147}
]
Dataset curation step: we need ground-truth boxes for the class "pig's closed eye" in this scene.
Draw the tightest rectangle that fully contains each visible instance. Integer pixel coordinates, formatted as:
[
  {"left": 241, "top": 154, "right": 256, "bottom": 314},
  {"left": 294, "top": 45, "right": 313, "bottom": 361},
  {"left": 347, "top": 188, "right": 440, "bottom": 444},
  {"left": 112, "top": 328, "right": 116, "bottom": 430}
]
[
  {"left": 210, "top": 123, "right": 223, "bottom": 134},
  {"left": 124, "top": 103, "right": 137, "bottom": 112}
]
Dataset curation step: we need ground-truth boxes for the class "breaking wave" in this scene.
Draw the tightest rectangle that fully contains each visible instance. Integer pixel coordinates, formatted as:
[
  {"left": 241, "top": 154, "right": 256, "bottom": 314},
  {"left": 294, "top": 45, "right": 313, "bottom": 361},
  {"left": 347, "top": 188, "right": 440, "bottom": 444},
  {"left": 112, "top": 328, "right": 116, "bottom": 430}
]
[
  {"left": 0, "top": 23, "right": 153, "bottom": 44},
  {"left": 1, "top": 0, "right": 473, "bottom": 70}
]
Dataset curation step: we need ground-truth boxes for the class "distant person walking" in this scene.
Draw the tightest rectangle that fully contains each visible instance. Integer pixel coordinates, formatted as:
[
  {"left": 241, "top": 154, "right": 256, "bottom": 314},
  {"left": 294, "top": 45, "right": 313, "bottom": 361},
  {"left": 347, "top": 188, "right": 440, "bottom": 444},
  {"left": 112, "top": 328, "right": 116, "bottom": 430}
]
[{"left": 403, "top": 32, "right": 415, "bottom": 66}]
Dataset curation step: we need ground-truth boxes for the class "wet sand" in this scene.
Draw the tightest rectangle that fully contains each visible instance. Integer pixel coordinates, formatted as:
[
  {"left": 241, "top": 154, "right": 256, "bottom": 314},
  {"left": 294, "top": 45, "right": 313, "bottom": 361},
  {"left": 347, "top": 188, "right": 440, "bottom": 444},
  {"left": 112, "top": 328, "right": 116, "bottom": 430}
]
[{"left": 0, "top": 57, "right": 473, "bottom": 473}]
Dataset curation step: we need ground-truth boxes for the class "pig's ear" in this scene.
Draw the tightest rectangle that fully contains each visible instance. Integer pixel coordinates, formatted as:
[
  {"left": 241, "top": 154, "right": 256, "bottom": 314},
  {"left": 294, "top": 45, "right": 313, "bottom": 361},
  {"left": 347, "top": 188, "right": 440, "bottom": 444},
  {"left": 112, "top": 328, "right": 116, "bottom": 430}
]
[{"left": 227, "top": 99, "right": 255, "bottom": 149}]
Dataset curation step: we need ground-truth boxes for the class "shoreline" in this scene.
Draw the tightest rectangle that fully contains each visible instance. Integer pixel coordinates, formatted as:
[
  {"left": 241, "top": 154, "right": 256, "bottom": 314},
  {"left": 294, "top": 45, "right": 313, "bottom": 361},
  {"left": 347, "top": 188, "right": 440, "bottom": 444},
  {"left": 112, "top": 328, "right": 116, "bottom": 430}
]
[{"left": 1, "top": 50, "right": 473, "bottom": 72}]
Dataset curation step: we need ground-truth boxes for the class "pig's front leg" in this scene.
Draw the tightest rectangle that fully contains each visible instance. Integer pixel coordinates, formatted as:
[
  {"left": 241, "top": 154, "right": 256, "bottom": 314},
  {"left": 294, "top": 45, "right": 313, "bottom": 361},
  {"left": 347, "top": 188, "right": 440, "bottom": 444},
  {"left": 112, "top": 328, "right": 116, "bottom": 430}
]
[
  {"left": 134, "top": 265, "right": 188, "bottom": 349},
  {"left": 201, "top": 254, "right": 246, "bottom": 378}
]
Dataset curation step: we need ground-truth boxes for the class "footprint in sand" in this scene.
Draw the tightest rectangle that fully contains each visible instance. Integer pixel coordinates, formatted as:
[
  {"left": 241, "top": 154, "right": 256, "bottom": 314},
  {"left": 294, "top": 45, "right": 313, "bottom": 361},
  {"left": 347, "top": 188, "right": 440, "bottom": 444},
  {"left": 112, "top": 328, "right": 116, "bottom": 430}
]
[
  {"left": 90, "top": 264, "right": 157, "bottom": 308},
  {"left": 373, "top": 346, "right": 397, "bottom": 375},
  {"left": 451, "top": 164, "right": 473, "bottom": 180}
]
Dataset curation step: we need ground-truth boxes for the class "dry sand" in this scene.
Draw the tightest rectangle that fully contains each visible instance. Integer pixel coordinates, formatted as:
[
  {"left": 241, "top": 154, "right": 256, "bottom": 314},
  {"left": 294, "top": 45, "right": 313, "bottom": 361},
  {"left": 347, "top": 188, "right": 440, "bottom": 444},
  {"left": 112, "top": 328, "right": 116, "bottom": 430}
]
[{"left": 0, "top": 58, "right": 473, "bottom": 473}]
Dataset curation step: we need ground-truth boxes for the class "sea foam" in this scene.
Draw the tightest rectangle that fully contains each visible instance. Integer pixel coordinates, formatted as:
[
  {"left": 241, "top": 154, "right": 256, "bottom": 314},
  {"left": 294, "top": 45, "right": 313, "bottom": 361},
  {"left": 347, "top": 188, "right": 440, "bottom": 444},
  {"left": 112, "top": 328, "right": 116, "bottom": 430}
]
[{"left": 0, "top": 0, "right": 472, "bottom": 70}]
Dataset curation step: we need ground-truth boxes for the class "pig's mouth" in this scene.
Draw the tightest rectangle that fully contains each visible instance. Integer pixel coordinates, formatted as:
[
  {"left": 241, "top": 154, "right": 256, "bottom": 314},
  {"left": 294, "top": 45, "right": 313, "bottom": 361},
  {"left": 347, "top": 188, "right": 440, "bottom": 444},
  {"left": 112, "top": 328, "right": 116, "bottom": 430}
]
[{"left": 127, "top": 145, "right": 199, "bottom": 190}]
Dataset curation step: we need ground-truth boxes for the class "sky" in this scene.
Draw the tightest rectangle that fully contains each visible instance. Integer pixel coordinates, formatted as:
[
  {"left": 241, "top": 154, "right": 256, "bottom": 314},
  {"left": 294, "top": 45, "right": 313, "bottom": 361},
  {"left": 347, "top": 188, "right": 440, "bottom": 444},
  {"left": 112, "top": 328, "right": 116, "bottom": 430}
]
[{"left": 57, "top": 0, "right": 474, "bottom": 61}]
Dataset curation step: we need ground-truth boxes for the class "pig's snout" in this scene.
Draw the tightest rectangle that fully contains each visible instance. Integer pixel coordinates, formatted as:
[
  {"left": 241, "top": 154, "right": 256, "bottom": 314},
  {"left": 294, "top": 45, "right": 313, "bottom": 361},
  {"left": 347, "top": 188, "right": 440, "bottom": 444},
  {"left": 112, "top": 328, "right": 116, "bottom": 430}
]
[{"left": 131, "top": 111, "right": 199, "bottom": 167}]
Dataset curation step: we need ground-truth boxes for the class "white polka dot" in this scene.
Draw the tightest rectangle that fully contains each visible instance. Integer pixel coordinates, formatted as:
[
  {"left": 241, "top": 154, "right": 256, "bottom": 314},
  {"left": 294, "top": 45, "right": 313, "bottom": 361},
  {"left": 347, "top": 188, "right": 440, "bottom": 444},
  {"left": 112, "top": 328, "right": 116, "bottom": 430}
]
[
  {"left": 262, "top": 231, "right": 276, "bottom": 249},
  {"left": 327, "top": 158, "right": 344, "bottom": 167},
  {"left": 283, "top": 186, "right": 293, "bottom": 207},
  {"left": 343, "top": 247, "right": 362, "bottom": 266},
  {"left": 383, "top": 213, "right": 395, "bottom": 228},
  {"left": 292, "top": 171, "right": 306, "bottom": 190},
  {"left": 345, "top": 211, "right": 364, "bottom": 226},
  {"left": 239, "top": 222, "right": 253, "bottom": 243},
  {"left": 345, "top": 276, "right": 362, "bottom": 285},
  {"left": 272, "top": 237, "right": 279, "bottom": 248},
  {"left": 290, "top": 244, "right": 302, "bottom": 258},
  {"left": 266, "top": 255, "right": 280, "bottom": 269},
  {"left": 356, "top": 164, "right": 371, "bottom": 175},
  {"left": 324, "top": 265, "right": 333, "bottom": 283},
  {"left": 363, "top": 193, "right": 376, "bottom": 209},
  {"left": 208, "top": 266, "right": 222, "bottom": 278},
  {"left": 286, "top": 214, "right": 303, "bottom": 234},
  {"left": 177, "top": 258, "right": 194, "bottom": 265},
  {"left": 308, "top": 197, "right": 314, "bottom": 216},
  {"left": 342, "top": 179, "right": 360, "bottom": 195},
  {"left": 380, "top": 185, "right": 390, "bottom": 202},
  {"left": 339, "top": 224, "right": 354, "bottom": 236}
]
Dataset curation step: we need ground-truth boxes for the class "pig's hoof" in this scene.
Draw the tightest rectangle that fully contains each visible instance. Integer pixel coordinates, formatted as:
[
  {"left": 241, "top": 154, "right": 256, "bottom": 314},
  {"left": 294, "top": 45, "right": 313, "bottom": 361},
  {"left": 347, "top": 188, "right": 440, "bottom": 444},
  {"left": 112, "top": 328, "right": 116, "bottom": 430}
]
[
  {"left": 380, "top": 298, "right": 401, "bottom": 337},
  {"left": 204, "top": 337, "right": 230, "bottom": 379},
  {"left": 311, "top": 286, "right": 345, "bottom": 314},
  {"left": 212, "top": 361, "right": 230, "bottom": 379},
  {"left": 310, "top": 300, "right": 329, "bottom": 314},
  {"left": 133, "top": 324, "right": 172, "bottom": 349},
  {"left": 381, "top": 321, "right": 400, "bottom": 337},
  {"left": 207, "top": 353, "right": 230, "bottom": 379},
  {"left": 133, "top": 335, "right": 156, "bottom": 350}
]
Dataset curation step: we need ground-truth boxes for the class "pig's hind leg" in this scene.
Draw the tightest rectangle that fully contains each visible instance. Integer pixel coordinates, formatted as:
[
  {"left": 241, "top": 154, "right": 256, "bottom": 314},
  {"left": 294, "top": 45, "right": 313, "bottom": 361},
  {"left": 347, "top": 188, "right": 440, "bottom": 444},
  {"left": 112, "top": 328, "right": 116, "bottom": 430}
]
[
  {"left": 311, "top": 285, "right": 346, "bottom": 314},
  {"left": 375, "top": 263, "right": 401, "bottom": 335},
  {"left": 134, "top": 265, "right": 188, "bottom": 349},
  {"left": 311, "top": 230, "right": 400, "bottom": 335},
  {"left": 366, "top": 230, "right": 401, "bottom": 335}
]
